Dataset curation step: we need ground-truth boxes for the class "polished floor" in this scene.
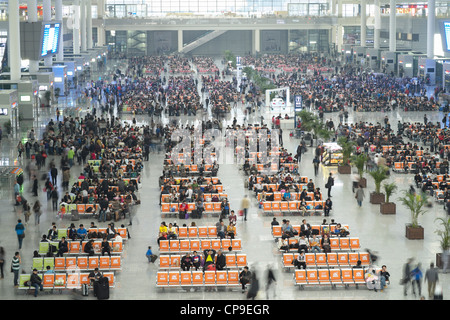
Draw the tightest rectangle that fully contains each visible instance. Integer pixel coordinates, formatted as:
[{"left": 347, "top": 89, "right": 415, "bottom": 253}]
[{"left": 0, "top": 57, "right": 448, "bottom": 301}]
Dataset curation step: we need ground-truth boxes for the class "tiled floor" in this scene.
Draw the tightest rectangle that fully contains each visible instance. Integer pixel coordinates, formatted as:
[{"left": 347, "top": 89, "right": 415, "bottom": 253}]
[{"left": 0, "top": 56, "right": 448, "bottom": 301}]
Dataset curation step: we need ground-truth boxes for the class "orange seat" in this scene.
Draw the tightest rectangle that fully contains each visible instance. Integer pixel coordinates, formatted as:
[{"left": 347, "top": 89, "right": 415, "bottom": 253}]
[
  {"left": 180, "top": 239, "right": 190, "bottom": 252},
  {"left": 236, "top": 254, "right": 247, "bottom": 267},
  {"left": 295, "top": 269, "right": 307, "bottom": 285},
  {"left": 66, "top": 272, "right": 80, "bottom": 288},
  {"left": 157, "top": 272, "right": 169, "bottom": 287},
  {"left": 170, "top": 255, "right": 180, "bottom": 268},
  {"left": 213, "top": 203, "right": 222, "bottom": 212},
  {"left": 339, "top": 238, "right": 350, "bottom": 250},
  {"left": 180, "top": 271, "right": 192, "bottom": 285},
  {"left": 211, "top": 239, "right": 221, "bottom": 250},
  {"left": 54, "top": 257, "right": 66, "bottom": 271},
  {"left": 188, "top": 227, "right": 198, "bottom": 238},
  {"left": 326, "top": 252, "right": 339, "bottom": 267},
  {"left": 337, "top": 252, "right": 349, "bottom": 267},
  {"left": 69, "top": 242, "right": 80, "bottom": 254},
  {"left": 159, "top": 240, "right": 170, "bottom": 253},
  {"left": 200, "top": 239, "right": 211, "bottom": 251},
  {"left": 231, "top": 239, "right": 242, "bottom": 251},
  {"left": 77, "top": 257, "right": 88, "bottom": 270},
  {"left": 80, "top": 273, "right": 90, "bottom": 285},
  {"left": 359, "top": 252, "right": 370, "bottom": 266},
  {"left": 110, "top": 256, "right": 121, "bottom": 270},
  {"left": 304, "top": 253, "right": 316, "bottom": 267},
  {"left": 315, "top": 253, "right": 327, "bottom": 267},
  {"left": 318, "top": 269, "right": 331, "bottom": 285},
  {"left": 88, "top": 256, "right": 99, "bottom": 270},
  {"left": 207, "top": 226, "right": 217, "bottom": 238},
  {"left": 216, "top": 270, "right": 228, "bottom": 285},
  {"left": 306, "top": 269, "right": 319, "bottom": 285},
  {"left": 227, "top": 270, "right": 240, "bottom": 285},
  {"left": 341, "top": 268, "right": 355, "bottom": 285},
  {"left": 99, "top": 256, "right": 110, "bottom": 270},
  {"left": 330, "top": 238, "right": 340, "bottom": 251},
  {"left": 204, "top": 271, "right": 216, "bottom": 285},
  {"left": 221, "top": 239, "right": 231, "bottom": 250},
  {"left": 352, "top": 268, "right": 366, "bottom": 284},
  {"left": 283, "top": 253, "right": 294, "bottom": 268},
  {"left": 348, "top": 252, "right": 360, "bottom": 266},
  {"left": 169, "top": 240, "right": 180, "bottom": 252},
  {"left": 330, "top": 269, "right": 342, "bottom": 285},
  {"left": 350, "top": 237, "right": 360, "bottom": 250},
  {"left": 54, "top": 274, "right": 67, "bottom": 287},
  {"left": 43, "top": 274, "right": 55, "bottom": 288},
  {"left": 65, "top": 257, "right": 77, "bottom": 270},
  {"left": 272, "top": 226, "right": 282, "bottom": 237},
  {"left": 178, "top": 227, "right": 188, "bottom": 238},
  {"left": 192, "top": 271, "right": 204, "bottom": 286},
  {"left": 226, "top": 254, "right": 237, "bottom": 268},
  {"left": 159, "top": 255, "right": 170, "bottom": 269},
  {"left": 271, "top": 201, "right": 281, "bottom": 213},
  {"left": 190, "top": 239, "right": 200, "bottom": 251},
  {"left": 198, "top": 226, "right": 208, "bottom": 238},
  {"left": 168, "top": 271, "right": 180, "bottom": 286}
]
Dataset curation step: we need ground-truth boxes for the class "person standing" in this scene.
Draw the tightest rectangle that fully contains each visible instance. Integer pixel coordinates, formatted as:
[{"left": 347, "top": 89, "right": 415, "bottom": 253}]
[
  {"left": 0, "top": 246, "right": 5, "bottom": 279},
  {"left": 296, "top": 144, "right": 302, "bottom": 163},
  {"left": 50, "top": 186, "right": 59, "bottom": 211},
  {"left": 355, "top": 185, "right": 365, "bottom": 207},
  {"left": 240, "top": 195, "right": 250, "bottom": 221},
  {"left": 313, "top": 157, "right": 320, "bottom": 176},
  {"left": 402, "top": 258, "right": 413, "bottom": 296},
  {"left": 11, "top": 252, "right": 21, "bottom": 287},
  {"left": 325, "top": 173, "right": 334, "bottom": 198},
  {"left": 424, "top": 262, "right": 439, "bottom": 299},
  {"left": 265, "top": 264, "right": 277, "bottom": 299},
  {"left": 33, "top": 201, "right": 42, "bottom": 225},
  {"left": 14, "top": 220, "right": 25, "bottom": 250},
  {"left": 31, "top": 175, "right": 38, "bottom": 197},
  {"left": 411, "top": 263, "right": 423, "bottom": 297},
  {"left": 50, "top": 165, "right": 58, "bottom": 187}
]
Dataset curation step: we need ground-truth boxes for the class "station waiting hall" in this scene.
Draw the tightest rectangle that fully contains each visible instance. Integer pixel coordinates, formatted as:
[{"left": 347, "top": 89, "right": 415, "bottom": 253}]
[{"left": 0, "top": 0, "right": 449, "bottom": 302}]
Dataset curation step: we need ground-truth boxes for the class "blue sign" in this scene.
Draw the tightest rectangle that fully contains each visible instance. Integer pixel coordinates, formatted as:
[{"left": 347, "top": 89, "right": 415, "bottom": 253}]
[{"left": 294, "top": 95, "right": 303, "bottom": 110}]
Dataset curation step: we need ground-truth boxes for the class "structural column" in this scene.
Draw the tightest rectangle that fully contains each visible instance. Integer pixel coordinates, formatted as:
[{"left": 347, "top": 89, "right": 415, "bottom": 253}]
[
  {"left": 27, "top": 0, "right": 39, "bottom": 73},
  {"left": 55, "top": 0, "right": 64, "bottom": 61},
  {"left": 360, "top": 0, "right": 366, "bottom": 47},
  {"left": 43, "top": 0, "right": 52, "bottom": 66},
  {"left": 8, "top": 0, "right": 21, "bottom": 81},
  {"left": 80, "top": 0, "right": 87, "bottom": 52},
  {"left": 427, "top": 0, "right": 435, "bottom": 59},
  {"left": 337, "top": 0, "right": 342, "bottom": 18},
  {"left": 252, "top": 29, "right": 260, "bottom": 54},
  {"left": 87, "top": 0, "right": 93, "bottom": 49},
  {"left": 389, "top": 0, "right": 396, "bottom": 52},
  {"left": 374, "top": 0, "right": 381, "bottom": 49},
  {"left": 178, "top": 29, "right": 183, "bottom": 52},
  {"left": 73, "top": 0, "right": 80, "bottom": 54},
  {"left": 97, "top": 0, "right": 105, "bottom": 46}
]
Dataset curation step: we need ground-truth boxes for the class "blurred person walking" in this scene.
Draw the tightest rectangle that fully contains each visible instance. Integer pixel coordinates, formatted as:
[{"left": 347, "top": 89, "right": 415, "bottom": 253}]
[{"left": 424, "top": 262, "right": 439, "bottom": 299}]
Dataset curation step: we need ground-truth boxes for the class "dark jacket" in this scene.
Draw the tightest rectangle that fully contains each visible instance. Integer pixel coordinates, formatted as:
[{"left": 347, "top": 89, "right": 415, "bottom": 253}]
[
  {"left": 30, "top": 273, "right": 42, "bottom": 285},
  {"left": 216, "top": 253, "right": 226, "bottom": 269}
]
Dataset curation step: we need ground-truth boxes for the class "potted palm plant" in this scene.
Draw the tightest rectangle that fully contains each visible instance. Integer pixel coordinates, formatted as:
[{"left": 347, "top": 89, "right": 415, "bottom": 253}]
[
  {"left": 380, "top": 182, "right": 397, "bottom": 214},
  {"left": 368, "top": 165, "right": 389, "bottom": 204},
  {"left": 351, "top": 153, "right": 368, "bottom": 187},
  {"left": 337, "top": 136, "right": 355, "bottom": 174},
  {"left": 398, "top": 190, "right": 428, "bottom": 240},
  {"left": 296, "top": 110, "right": 332, "bottom": 147},
  {"left": 435, "top": 217, "right": 450, "bottom": 268}
]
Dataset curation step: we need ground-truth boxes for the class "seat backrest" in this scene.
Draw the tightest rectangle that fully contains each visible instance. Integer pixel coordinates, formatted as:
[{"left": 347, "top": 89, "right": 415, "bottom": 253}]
[
  {"left": 179, "top": 239, "right": 190, "bottom": 251},
  {"left": 295, "top": 269, "right": 307, "bottom": 283},
  {"left": 272, "top": 226, "right": 282, "bottom": 237},
  {"left": 315, "top": 253, "right": 327, "bottom": 265},
  {"left": 330, "top": 269, "right": 341, "bottom": 282},
  {"left": 99, "top": 256, "right": 110, "bottom": 269},
  {"left": 227, "top": 270, "right": 240, "bottom": 284},
  {"left": 283, "top": 253, "right": 294, "bottom": 266},
  {"left": 43, "top": 274, "right": 55, "bottom": 287},
  {"left": 352, "top": 268, "right": 365, "bottom": 281},
  {"left": 207, "top": 226, "right": 217, "bottom": 237},
  {"left": 169, "top": 240, "right": 180, "bottom": 252},
  {"left": 350, "top": 237, "right": 360, "bottom": 250},
  {"left": 170, "top": 255, "right": 181, "bottom": 268},
  {"left": 54, "top": 257, "right": 66, "bottom": 271},
  {"left": 77, "top": 256, "right": 88, "bottom": 269},
  {"left": 348, "top": 252, "right": 359, "bottom": 266},
  {"left": 204, "top": 271, "right": 216, "bottom": 284},
  {"left": 341, "top": 268, "right": 353, "bottom": 282},
  {"left": 327, "top": 252, "right": 338, "bottom": 264},
  {"left": 110, "top": 256, "right": 121, "bottom": 269},
  {"left": 159, "top": 255, "right": 170, "bottom": 268},
  {"left": 88, "top": 256, "right": 99, "bottom": 269},
  {"left": 180, "top": 271, "right": 192, "bottom": 285},
  {"left": 178, "top": 227, "right": 188, "bottom": 238},
  {"left": 190, "top": 240, "right": 200, "bottom": 251},
  {"left": 192, "top": 271, "right": 204, "bottom": 285},
  {"left": 318, "top": 269, "right": 330, "bottom": 282},
  {"left": 211, "top": 239, "right": 221, "bottom": 250},
  {"left": 221, "top": 239, "right": 231, "bottom": 250},
  {"left": 168, "top": 271, "right": 180, "bottom": 285},
  {"left": 236, "top": 254, "right": 247, "bottom": 267},
  {"left": 359, "top": 252, "right": 370, "bottom": 265},
  {"left": 231, "top": 239, "right": 241, "bottom": 251},
  {"left": 216, "top": 270, "right": 228, "bottom": 284},
  {"left": 198, "top": 226, "right": 208, "bottom": 238},
  {"left": 188, "top": 227, "right": 198, "bottom": 238},
  {"left": 226, "top": 254, "right": 236, "bottom": 267},
  {"left": 157, "top": 272, "right": 169, "bottom": 286},
  {"left": 306, "top": 269, "right": 318, "bottom": 281},
  {"left": 339, "top": 237, "right": 350, "bottom": 249}
]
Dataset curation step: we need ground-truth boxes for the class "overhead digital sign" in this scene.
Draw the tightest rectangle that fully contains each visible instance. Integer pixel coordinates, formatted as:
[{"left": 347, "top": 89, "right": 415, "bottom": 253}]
[
  {"left": 40, "top": 23, "right": 61, "bottom": 57},
  {"left": 443, "top": 22, "right": 450, "bottom": 52}
]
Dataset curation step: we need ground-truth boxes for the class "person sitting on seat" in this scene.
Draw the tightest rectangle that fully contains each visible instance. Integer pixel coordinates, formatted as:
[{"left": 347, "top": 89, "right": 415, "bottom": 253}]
[
  {"left": 84, "top": 239, "right": 95, "bottom": 256},
  {"left": 180, "top": 253, "right": 193, "bottom": 271},
  {"left": 203, "top": 249, "right": 217, "bottom": 271},
  {"left": 294, "top": 250, "right": 307, "bottom": 269},
  {"left": 30, "top": 269, "right": 44, "bottom": 297},
  {"left": 56, "top": 237, "right": 68, "bottom": 257},
  {"left": 101, "top": 237, "right": 111, "bottom": 257},
  {"left": 215, "top": 249, "right": 227, "bottom": 270},
  {"left": 77, "top": 224, "right": 88, "bottom": 240}
]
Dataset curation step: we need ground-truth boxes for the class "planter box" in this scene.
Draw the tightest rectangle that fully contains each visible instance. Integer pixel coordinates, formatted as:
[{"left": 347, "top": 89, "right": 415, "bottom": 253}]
[
  {"left": 405, "top": 225, "right": 424, "bottom": 240},
  {"left": 359, "top": 178, "right": 367, "bottom": 188},
  {"left": 370, "top": 192, "right": 385, "bottom": 204},
  {"left": 436, "top": 253, "right": 443, "bottom": 269},
  {"left": 338, "top": 165, "right": 351, "bottom": 174},
  {"left": 380, "top": 202, "right": 396, "bottom": 214}
]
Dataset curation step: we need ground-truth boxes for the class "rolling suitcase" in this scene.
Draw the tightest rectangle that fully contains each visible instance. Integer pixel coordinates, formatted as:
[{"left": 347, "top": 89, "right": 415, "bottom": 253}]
[
  {"left": 71, "top": 210, "right": 80, "bottom": 221},
  {"left": 82, "top": 283, "right": 89, "bottom": 296},
  {"left": 95, "top": 277, "right": 110, "bottom": 300}
]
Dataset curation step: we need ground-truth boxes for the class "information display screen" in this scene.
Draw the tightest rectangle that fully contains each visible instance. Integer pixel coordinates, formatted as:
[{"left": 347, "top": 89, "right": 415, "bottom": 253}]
[
  {"left": 40, "top": 23, "right": 61, "bottom": 57},
  {"left": 444, "top": 22, "right": 450, "bottom": 52}
]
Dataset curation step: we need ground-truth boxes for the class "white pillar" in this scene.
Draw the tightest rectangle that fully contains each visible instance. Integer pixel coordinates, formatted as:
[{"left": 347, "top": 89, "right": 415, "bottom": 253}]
[
  {"left": 8, "top": 0, "right": 21, "bottom": 81},
  {"left": 55, "top": 0, "right": 64, "bottom": 61},
  {"left": 427, "top": 0, "right": 435, "bottom": 59},
  {"left": 360, "top": 0, "right": 366, "bottom": 47},
  {"left": 253, "top": 29, "right": 260, "bottom": 54},
  {"left": 337, "top": 0, "right": 342, "bottom": 18},
  {"left": 374, "top": 0, "right": 381, "bottom": 49},
  {"left": 73, "top": 0, "right": 80, "bottom": 54},
  {"left": 27, "top": 0, "right": 39, "bottom": 73},
  {"left": 97, "top": 0, "right": 105, "bottom": 46},
  {"left": 87, "top": 0, "right": 93, "bottom": 49},
  {"left": 389, "top": 0, "right": 396, "bottom": 52},
  {"left": 178, "top": 29, "right": 183, "bottom": 52},
  {"left": 43, "top": 0, "right": 52, "bottom": 66},
  {"left": 80, "top": 0, "right": 87, "bottom": 52}
]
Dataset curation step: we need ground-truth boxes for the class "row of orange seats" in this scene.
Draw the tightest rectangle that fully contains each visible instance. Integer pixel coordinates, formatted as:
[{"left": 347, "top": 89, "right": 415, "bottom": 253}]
[
  {"left": 157, "top": 270, "right": 242, "bottom": 288},
  {"left": 158, "top": 253, "right": 247, "bottom": 270},
  {"left": 272, "top": 224, "right": 349, "bottom": 238},
  {"left": 261, "top": 200, "right": 326, "bottom": 214},
  {"left": 282, "top": 251, "right": 369, "bottom": 269},
  {"left": 19, "top": 272, "right": 116, "bottom": 290},
  {"left": 33, "top": 255, "right": 122, "bottom": 272},
  {"left": 159, "top": 238, "right": 242, "bottom": 253},
  {"left": 294, "top": 267, "right": 380, "bottom": 288},
  {"left": 279, "top": 237, "right": 360, "bottom": 253}
]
